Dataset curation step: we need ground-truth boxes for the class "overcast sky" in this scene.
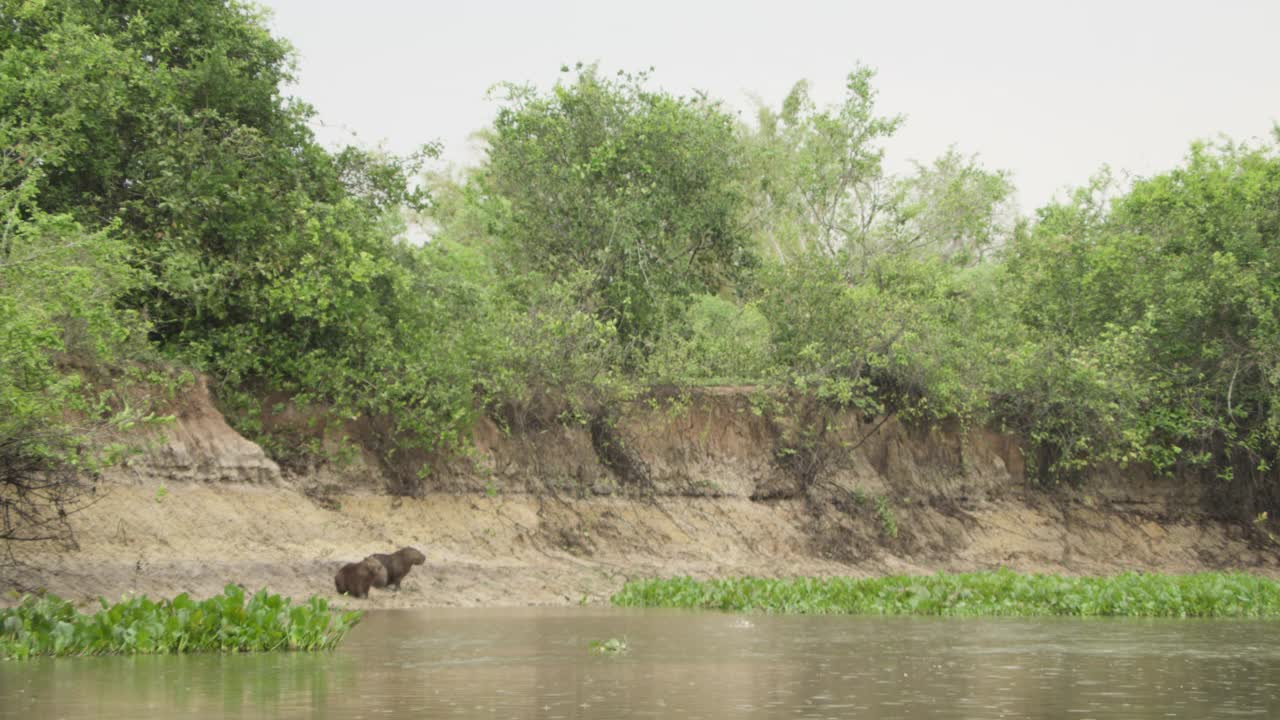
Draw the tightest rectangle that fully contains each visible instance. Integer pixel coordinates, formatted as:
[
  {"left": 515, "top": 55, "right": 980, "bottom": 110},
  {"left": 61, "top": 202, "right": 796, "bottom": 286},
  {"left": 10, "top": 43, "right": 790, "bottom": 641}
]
[{"left": 259, "top": 0, "right": 1280, "bottom": 212}]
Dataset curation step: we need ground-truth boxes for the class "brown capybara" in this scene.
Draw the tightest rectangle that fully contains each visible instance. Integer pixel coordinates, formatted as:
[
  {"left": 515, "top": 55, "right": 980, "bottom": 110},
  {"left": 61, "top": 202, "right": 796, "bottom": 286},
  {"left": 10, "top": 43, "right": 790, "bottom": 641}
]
[
  {"left": 368, "top": 547, "right": 426, "bottom": 591},
  {"left": 334, "top": 557, "right": 388, "bottom": 599}
]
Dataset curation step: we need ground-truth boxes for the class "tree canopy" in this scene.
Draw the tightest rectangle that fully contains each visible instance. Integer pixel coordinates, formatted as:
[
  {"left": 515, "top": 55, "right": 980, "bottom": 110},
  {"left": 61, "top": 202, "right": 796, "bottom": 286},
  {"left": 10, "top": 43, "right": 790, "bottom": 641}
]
[
  {"left": 482, "top": 64, "right": 754, "bottom": 353},
  {"left": 5, "top": 0, "right": 1280, "bottom": 514}
]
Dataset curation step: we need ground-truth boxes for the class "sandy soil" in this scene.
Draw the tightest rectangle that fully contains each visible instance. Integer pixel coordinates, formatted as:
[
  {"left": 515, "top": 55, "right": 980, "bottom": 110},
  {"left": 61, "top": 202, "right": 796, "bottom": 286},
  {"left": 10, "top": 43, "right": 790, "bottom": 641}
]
[
  {"left": 6, "top": 382, "right": 1276, "bottom": 609},
  {"left": 6, "top": 476, "right": 1276, "bottom": 610}
]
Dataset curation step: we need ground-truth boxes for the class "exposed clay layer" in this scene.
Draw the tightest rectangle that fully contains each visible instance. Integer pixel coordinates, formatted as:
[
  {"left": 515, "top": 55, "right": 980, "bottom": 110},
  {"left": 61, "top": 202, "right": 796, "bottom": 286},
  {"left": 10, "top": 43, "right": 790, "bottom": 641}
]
[
  {"left": 9, "top": 481, "right": 1273, "bottom": 609},
  {"left": 6, "top": 384, "right": 1275, "bottom": 607}
]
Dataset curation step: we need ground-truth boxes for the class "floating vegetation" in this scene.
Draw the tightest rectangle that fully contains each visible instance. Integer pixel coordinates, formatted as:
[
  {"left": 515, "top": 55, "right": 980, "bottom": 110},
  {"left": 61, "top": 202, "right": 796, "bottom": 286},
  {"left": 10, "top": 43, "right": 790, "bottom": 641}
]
[
  {"left": 611, "top": 570, "right": 1280, "bottom": 618},
  {"left": 1, "top": 585, "right": 361, "bottom": 660},
  {"left": 589, "top": 637, "right": 629, "bottom": 654}
]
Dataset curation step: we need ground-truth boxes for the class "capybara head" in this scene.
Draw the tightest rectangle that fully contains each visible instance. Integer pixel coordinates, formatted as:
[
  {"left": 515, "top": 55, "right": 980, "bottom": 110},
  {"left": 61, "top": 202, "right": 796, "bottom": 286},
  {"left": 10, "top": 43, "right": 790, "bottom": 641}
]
[{"left": 397, "top": 547, "right": 426, "bottom": 566}]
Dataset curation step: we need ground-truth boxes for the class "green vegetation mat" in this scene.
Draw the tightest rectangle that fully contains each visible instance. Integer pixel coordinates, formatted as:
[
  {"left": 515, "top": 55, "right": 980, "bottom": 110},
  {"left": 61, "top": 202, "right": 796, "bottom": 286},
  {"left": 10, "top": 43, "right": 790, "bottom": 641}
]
[
  {"left": 610, "top": 571, "right": 1280, "bottom": 618},
  {"left": 1, "top": 585, "right": 361, "bottom": 660}
]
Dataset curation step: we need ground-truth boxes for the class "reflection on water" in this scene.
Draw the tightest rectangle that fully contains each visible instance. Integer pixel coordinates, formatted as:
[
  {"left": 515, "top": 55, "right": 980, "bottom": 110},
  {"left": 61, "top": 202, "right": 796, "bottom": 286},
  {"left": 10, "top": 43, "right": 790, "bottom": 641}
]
[{"left": 4, "top": 608, "right": 1280, "bottom": 719}]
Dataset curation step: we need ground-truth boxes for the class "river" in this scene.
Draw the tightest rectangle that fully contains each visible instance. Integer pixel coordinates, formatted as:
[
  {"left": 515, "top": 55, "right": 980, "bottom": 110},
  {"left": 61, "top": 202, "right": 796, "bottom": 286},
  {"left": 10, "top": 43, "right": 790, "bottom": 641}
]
[{"left": 3, "top": 607, "right": 1278, "bottom": 718}]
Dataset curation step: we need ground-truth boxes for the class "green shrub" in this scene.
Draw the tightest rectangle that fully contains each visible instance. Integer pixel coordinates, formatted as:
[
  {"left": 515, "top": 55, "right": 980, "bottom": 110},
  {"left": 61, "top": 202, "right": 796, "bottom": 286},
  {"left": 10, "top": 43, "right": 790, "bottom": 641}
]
[
  {"left": 997, "top": 141, "right": 1280, "bottom": 487},
  {"left": 0, "top": 172, "right": 160, "bottom": 547},
  {"left": 485, "top": 269, "right": 635, "bottom": 426},
  {"left": 3, "top": 0, "right": 473, "bottom": 469},
  {"left": 482, "top": 64, "right": 755, "bottom": 352},
  {"left": 645, "top": 294, "right": 772, "bottom": 385},
  {"left": 756, "top": 253, "right": 993, "bottom": 422}
]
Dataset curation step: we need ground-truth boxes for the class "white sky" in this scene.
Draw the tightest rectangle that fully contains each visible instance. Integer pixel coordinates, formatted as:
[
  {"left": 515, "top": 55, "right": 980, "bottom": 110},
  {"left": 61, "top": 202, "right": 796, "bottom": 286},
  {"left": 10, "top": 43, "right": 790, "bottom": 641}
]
[{"left": 259, "top": 0, "right": 1280, "bottom": 212}]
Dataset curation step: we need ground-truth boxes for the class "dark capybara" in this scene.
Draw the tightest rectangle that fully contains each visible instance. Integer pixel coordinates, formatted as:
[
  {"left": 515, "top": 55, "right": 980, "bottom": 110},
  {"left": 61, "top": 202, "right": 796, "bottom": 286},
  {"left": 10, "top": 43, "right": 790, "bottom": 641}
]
[
  {"left": 368, "top": 547, "right": 426, "bottom": 591},
  {"left": 334, "top": 557, "right": 388, "bottom": 599}
]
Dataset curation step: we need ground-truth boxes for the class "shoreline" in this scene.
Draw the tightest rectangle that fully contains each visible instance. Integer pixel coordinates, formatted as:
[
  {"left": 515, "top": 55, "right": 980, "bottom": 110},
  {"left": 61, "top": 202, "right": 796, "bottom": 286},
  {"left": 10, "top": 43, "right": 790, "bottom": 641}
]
[
  {"left": 7, "top": 384, "right": 1277, "bottom": 610},
  {"left": 8, "top": 478, "right": 1277, "bottom": 611}
]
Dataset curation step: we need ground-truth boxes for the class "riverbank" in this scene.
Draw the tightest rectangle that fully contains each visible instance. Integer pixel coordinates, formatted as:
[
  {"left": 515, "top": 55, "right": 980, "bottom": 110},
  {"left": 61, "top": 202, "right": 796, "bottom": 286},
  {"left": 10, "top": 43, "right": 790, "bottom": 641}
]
[
  {"left": 5, "top": 384, "right": 1278, "bottom": 609},
  {"left": 9, "top": 477, "right": 1277, "bottom": 610}
]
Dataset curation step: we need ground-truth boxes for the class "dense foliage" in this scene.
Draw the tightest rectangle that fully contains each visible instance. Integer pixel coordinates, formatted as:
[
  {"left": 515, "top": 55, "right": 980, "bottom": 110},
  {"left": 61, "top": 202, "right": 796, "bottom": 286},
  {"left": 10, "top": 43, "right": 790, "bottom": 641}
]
[
  {"left": 481, "top": 64, "right": 754, "bottom": 355},
  {"left": 4, "top": 0, "right": 1279, "bottom": 510},
  {"left": 1, "top": 12, "right": 160, "bottom": 547},
  {"left": 611, "top": 571, "right": 1280, "bottom": 618},
  {"left": 0, "top": 203, "right": 149, "bottom": 545},
  {"left": 0, "top": 585, "right": 361, "bottom": 659},
  {"left": 997, "top": 144, "right": 1280, "bottom": 485},
  {"left": 1, "top": 0, "right": 488, "bottom": 490}
]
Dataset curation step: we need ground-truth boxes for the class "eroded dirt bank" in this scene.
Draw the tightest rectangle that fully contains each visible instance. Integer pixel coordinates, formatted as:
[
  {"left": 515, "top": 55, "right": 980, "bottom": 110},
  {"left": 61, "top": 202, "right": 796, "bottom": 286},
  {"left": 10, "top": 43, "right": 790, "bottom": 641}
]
[{"left": 7, "top": 384, "right": 1278, "bottom": 608}]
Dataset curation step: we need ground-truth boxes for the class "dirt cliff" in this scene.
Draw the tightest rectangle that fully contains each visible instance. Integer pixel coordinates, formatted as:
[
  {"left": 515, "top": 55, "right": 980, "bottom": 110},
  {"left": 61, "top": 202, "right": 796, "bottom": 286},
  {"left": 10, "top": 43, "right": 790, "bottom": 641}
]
[{"left": 7, "top": 384, "right": 1277, "bottom": 608}]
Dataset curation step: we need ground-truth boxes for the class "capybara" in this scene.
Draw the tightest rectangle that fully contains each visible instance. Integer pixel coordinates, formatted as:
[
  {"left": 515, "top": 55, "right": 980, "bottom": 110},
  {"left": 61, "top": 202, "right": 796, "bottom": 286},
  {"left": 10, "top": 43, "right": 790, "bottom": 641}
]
[
  {"left": 334, "top": 557, "right": 388, "bottom": 599},
  {"left": 368, "top": 547, "right": 426, "bottom": 591}
]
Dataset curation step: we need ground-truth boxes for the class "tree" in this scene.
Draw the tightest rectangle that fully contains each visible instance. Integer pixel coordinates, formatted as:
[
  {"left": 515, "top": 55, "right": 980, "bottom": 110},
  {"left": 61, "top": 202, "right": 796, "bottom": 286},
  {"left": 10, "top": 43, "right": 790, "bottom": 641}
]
[
  {"left": 890, "top": 147, "right": 1016, "bottom": 264},
  {"left": 482, "top": 64, "right": 755, "bottom": 353},
  {"left": 0, "top": 157, "right": 148, "bottom": 554},
  {"left": 2, "top": 0, "right": 483, "bottom": 487},
  {"left": 997, "top": 135, "right": 1280, "bottom": 492},
  {"left": 747, "top": 69, "right": 1013, "bottom": 270},
  {"left": 756, "top": 251, "right": 994, "bottom": 422},
  {"left": 747, "top": 66, "right": 904, "bottom": 261}
]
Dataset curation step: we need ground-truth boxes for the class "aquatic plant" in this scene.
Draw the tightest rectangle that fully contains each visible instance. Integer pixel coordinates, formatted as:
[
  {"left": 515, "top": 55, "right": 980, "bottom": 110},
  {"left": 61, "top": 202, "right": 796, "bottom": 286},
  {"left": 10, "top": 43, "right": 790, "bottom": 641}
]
[
  {"left": 610, "top": 570, "right": 1280, "bottom": 618},
  {"left": 589, "top": 637, "right": 629, "bottom": 654},
  {"left": 1, "top": 585, "right": 361, "bottom": 660}
]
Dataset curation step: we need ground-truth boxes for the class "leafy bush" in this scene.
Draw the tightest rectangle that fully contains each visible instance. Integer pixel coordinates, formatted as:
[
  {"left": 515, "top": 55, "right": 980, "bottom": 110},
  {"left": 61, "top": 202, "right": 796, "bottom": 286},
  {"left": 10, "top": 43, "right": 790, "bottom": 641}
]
[
  {"left": 482, "top": 64, "right": 755, "bottom": 351},
  {"left": 485, "top": 269, "right": 635, "bottom": 426},
  {"left": 611, "top": 571, "right": 1280, "bottom": 618},
  {"left": 2, "top": 0, "right": 489, "bottom": 471},
  {"left": 1, "top": 585, "right": 360, "bottom": 660},
  {"left": 0, "top": 152, "right": 158, "bottom": 548},
  {"left": 644, "top": 294, "right": 773, "bottom": 385},
  {"left": 997, "top": 139, "right": 1280, "bottom": 488},
  {"left": 756, "top": 253, "right": 993, "bottom": 422}
]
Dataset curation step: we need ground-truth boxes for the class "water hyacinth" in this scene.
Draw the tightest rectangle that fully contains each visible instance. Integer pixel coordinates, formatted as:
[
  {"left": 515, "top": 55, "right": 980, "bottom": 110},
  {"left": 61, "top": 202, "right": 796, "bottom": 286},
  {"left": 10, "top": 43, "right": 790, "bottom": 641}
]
[
  {"left": 1, "top": 585, "right": 361, "bottom": 660},
  {"left": 611, "top": 570, "right": 1280, "bottom": 618}
]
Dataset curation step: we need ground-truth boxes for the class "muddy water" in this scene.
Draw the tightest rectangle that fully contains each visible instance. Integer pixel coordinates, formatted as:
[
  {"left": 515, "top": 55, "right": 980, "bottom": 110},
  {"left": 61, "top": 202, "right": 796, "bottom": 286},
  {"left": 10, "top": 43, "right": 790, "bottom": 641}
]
[{"left": 3, "top": 608, "right": 1280, "bottom": 719}]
